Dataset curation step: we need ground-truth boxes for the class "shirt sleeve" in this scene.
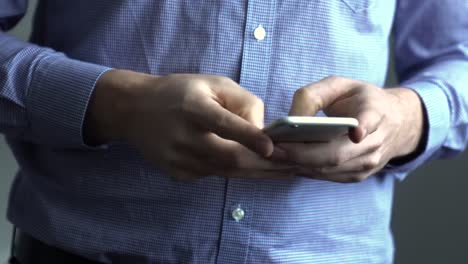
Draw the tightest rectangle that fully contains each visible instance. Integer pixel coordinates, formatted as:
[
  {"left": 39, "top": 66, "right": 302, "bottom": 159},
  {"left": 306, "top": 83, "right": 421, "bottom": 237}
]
[
  {"left": 388, "top": 0, "right": 468, "bottom": 180},
  {"left": 0, "top": 1, "right": 111, "bottom": 148}
]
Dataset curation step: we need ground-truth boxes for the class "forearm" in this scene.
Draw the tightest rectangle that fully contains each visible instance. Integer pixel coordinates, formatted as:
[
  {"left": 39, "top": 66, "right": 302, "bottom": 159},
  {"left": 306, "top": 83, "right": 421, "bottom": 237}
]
[
  {"left": 402, "top": 59, "right": 468, "bottom": 155},
  {"left": 388, "top": 0, "right": 468, "bottom": 179},
  {"left": 0, "top": 31, "right": 110, "bottom": 147}
]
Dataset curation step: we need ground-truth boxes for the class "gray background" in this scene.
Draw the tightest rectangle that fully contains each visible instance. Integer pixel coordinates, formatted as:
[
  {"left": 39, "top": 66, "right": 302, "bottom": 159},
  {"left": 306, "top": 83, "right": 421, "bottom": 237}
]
[{"left": 1, "top": 1, "right": 467, "bottom": 263}]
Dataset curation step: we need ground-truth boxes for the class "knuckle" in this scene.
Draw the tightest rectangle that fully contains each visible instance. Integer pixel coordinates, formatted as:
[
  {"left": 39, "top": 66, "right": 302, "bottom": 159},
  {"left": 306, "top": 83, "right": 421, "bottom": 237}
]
[
  {"left": 329, "top": 151, "right": 347, "bottom": 167},
  {"left": 287, "top": 150, "right": 302, "bottom": 165},
  {"left": 190, "top": 78, "right": 207, "bottom": 87},
  {"left": 244, "top": 95, "right": 264, "bottom": 114},
  {"left": 373, "top": 135, "right": 384, "bottom": 148},
  {"left": 315, "top": 167, "right": 327, "bottom": 176},
  {"left": 252, "top": 96, "right": 264, "bottom": 110},
  {"left": 309, "top": 95, "right": 322, "bottom": 108},
  {"left": 365, "top": 153, "right": 382, "bottom": 169},
  {"left": 187, "top": 78, "right": 210, "bottom": 93},
  {"left": 179, "top": 94, "right": 192, "bottom": 113},
  {"left": 180, "top": 91, "right": 202, "bottom": 115},
  {"left": 214, "top": 113, "right": 229, "bottom": 130},
  {"left": 219, "top": 76, "right": 235, "bottom": 84},
  {"left": 362, "top": 162, "right": 374, "bottom": 172},
  {"left": 220, "top": 149, "right": 241, "bottom": 169},
  {"left": 215, "top": 76, "right": 238, "bottom": 88},
  {"left": 293, "top": 87, "right": 312, "bottom": 101},
  {"left": 349, "top": 174, "right": 367, "bottom": 183},
  {"left": 359, "top": 153, "right": 381, "bottom": 171},
  {"left": 295, "top": 87, "right": 323, "bottom": 110},
  {"left": 323, "top": 75, "right": 342, "bottom": 83}
]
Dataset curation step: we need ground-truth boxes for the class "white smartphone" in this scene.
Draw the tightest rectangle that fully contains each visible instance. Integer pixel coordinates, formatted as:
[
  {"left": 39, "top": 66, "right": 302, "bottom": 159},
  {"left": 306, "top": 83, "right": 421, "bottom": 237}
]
[{"left": 263, "top": 116, "right": 359, "bottom": 143}]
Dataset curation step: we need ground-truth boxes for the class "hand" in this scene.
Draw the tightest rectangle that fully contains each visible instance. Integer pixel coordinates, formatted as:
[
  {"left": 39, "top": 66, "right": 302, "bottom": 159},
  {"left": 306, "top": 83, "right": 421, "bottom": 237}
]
[
  {"left": 276, "top": 76, "right": 424, "bottom": 183},
  {"left": 85, "top": 70, "right": 295, "bottom": 181}
]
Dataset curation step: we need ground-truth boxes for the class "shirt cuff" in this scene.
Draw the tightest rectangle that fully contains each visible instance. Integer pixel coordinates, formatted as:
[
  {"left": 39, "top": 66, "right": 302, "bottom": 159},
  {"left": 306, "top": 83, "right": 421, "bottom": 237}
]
[
  {"left": 384, "top": 80, "right": 450, "bottom": 180},
  {"left": 26, "top": 54, "right": 111, "bottom": 148}
]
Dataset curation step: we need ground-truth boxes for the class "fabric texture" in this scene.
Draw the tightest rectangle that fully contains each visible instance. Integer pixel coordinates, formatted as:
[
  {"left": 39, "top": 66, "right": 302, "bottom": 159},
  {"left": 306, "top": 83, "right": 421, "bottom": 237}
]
[{"left": 1, "top": 0, "right": 467, "bottom": 263}]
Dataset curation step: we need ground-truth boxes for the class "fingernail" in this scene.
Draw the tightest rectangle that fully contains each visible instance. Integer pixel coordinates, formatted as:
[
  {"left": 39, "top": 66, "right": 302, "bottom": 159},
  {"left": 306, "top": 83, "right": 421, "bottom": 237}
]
[{"left": 271, "top": 147, "right": 289, "bottom": 161}]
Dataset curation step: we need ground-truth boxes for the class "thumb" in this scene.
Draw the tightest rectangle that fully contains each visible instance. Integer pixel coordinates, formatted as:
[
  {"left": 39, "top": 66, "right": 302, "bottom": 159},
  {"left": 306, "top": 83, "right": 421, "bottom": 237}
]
[
  {"left": 350, "top": 109, "right": 382, "bottom": 143},
  {"left": 289, "top": 76, "right": 356, "bottom": 116},
  {"left": 203, "top": 77, "right": 273, "bottom": 156},
  {"left": 211, "top": 78, "right": 266, "bottom": 129}
]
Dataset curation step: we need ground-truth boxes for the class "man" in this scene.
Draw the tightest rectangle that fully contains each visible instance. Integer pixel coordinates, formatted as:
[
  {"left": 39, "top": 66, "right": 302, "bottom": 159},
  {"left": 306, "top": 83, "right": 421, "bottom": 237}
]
[{"left": 1, "top": 0, "right": 467, "bottom": 263}]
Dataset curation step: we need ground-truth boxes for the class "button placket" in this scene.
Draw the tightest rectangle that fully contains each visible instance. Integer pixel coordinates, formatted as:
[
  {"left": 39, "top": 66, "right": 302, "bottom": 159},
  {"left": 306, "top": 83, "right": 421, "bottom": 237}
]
[{"left": 216, "top": 1, "right": 277, "bottom": 263}]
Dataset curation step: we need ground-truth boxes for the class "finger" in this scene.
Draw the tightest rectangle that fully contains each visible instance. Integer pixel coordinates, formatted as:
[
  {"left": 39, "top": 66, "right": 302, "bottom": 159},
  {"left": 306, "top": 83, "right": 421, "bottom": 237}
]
[
  {"left": 188, "top": 132, "right": 296, "bottom": 171},
  {"left": 277, "top": 132, "right": 381, "bottom": 168},
  {"left": 322, "top": 95, "right": 365, "bottom": 143},
  {"left": 189, "top": 99, "right": 273, "bottom": 157},
  {"left": 295, "top": 165, "right": 377, "bottom": 183},
  {"left": 297, "top": 152, "right": 381, "bottom": 177},
  {"left": 351, "top": 107, "right": 384, "bottom": 143},
  {"left": 296, "top": 152, "right": 386, "bottom": 183},
  {"left": 322, "top": 91, "right": 383, "bottom": 143},
  {"left": 210, "top": 77, "right": 266, "bottom": 129},
  {"left": 243, "top": 100, "right": 265, "bottom": 130},
  {"left": 320, "top": 162, "right": 385, "bottom": 183},
  {"left": 318, "top": 152, "right": 384, "bottom": 175},
  {"left": 289, "top": 76, "right": 357, "bottom": 116}
]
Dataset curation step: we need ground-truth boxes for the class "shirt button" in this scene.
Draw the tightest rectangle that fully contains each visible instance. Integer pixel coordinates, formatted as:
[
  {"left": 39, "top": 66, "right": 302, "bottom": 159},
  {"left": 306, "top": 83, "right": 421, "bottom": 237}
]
[
  {"left": 253, "top": 25, "right": 266, "bottom": 41},
  {"left": 231, "top": 207, "right": 245, "bottom": 222}
]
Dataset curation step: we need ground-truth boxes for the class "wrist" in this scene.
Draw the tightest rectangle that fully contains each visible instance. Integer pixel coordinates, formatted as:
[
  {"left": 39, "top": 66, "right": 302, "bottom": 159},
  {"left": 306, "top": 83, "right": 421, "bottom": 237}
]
[
  {"left": 84, "top": 69, "right": 150, "bottom": 145},
  {"left": 387, "top": 87, "right": 425, "bottom": 159}
]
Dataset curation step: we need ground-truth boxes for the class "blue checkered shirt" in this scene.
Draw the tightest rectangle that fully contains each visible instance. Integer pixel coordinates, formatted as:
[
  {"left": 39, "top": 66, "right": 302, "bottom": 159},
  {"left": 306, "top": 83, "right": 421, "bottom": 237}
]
[{"left": 1, "top": 0, "right": 468, "bottom": 263}]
